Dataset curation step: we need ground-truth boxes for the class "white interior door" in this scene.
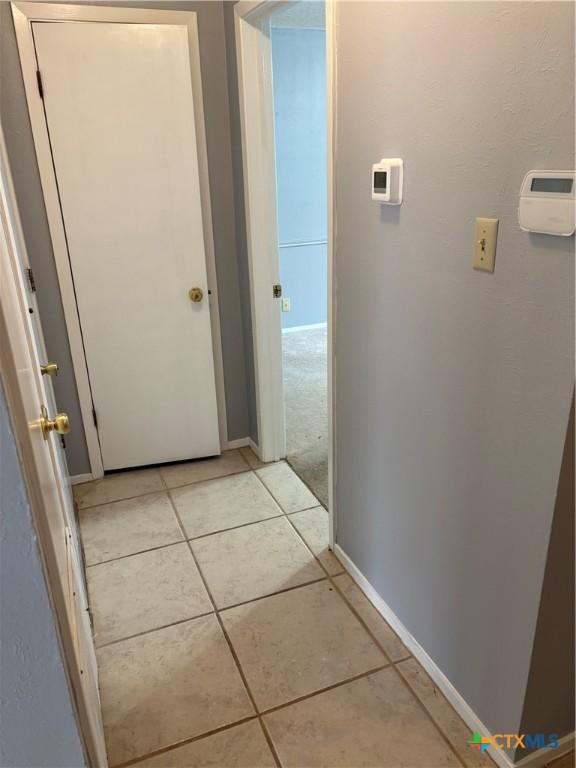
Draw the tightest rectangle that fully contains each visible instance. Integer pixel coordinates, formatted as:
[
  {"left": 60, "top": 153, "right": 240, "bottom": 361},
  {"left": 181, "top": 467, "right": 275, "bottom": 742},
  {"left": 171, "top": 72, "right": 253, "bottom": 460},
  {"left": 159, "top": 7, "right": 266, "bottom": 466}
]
[
  {"left": 0, "top": 126, "right": 107, "bottom": 766},
  {"left": 33, "top": 20, "right": 220, "bottom": 471}
]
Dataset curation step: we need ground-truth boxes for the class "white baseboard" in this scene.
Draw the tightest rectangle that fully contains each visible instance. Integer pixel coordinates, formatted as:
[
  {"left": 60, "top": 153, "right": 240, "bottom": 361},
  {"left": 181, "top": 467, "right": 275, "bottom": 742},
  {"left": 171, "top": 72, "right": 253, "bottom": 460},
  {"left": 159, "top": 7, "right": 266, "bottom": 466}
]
[
  {"left": 282, "top": 322, "right": 327, "bottom": 334},
  {"left": 69, "top": 473, "right": 93, "bottom": 486},
  {"left": 514, "top": 733, "right": 575, "bottom": 768},
  {"left": 334, "top": 545, "right": 573, "bottom": 768},
  {"left": 224, "top": 437, "right": 250, "bottom": 450}
]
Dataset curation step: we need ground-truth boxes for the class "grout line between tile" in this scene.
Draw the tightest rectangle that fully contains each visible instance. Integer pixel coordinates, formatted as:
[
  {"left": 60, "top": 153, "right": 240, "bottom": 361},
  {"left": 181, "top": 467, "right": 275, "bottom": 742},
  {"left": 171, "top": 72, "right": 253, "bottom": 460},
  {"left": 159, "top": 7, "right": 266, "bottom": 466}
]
[
  {"left": 94, "top": 461, "right": 467, "bottom": 768},
  {"left": 77, "top": 487, "right": 168, "bottom": 512},
  {"left": 217, "top": 576, "right": 329, "bottom": 613},
  {"left": 94, "top": 609, "right": 215, "bottom": 650},
  {"left": 182, "top": 511, "right": 286, "bottom": 543},
  {"left": 77, "top": 461, "right": 254, "bottom": 511},
  {"left": 163, "top": 483, "right": 283, "bottom": 768},
  {"left": 252, "top": 466, "right": 321, "bottom": 517},
  {"left": 111, "top": 714, "right": 260, "bottom": 768},
  {"left": 283, "top": 455, "right": 329, "bottom": 510},
  {"left": 260, "top": 663, "right": 390, "bottom": 717},
  {"left": 390, "top": 664, "right": 468, "bottom": 768},
  {"left": 281, "top": 506, "right": 397, "bottom": 659},
  {"left": 85, "top": 538, "right": 186, "bottom": 568},
  {"left": 162, "top": 465, "right": 254, "bottom": 493}
]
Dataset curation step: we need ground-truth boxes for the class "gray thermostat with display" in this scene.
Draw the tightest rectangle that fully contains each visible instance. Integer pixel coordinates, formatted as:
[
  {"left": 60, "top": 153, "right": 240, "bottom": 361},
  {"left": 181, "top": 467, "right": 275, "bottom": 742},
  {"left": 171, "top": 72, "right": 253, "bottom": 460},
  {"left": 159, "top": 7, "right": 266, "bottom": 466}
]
[
  {"left": 518, "top": 170, "right": 575, "bottom": 236},
  {"left": 372, "top": 158, "right": 403, "bottom": 204}
]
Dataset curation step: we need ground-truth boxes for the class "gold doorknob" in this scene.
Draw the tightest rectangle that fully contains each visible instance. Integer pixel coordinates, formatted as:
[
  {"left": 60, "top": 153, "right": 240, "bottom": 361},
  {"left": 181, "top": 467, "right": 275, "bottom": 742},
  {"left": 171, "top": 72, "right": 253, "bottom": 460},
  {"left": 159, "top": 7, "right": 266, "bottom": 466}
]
[
  {"left": 40, "top": 405, "right": 69, "bottom": 440},
  {"left": 188, "top": 287, "right": 204, "bottom": 303},
  {"left": 40, "top": 362, "right": 59, "bottom": 376}
]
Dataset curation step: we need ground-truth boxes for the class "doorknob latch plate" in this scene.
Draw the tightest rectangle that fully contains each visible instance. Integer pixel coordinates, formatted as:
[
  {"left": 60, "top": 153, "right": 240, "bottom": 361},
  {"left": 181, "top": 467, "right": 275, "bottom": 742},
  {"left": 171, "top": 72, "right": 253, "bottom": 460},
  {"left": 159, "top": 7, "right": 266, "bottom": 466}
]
[{"left": 273, "top": 284, "right": 282, "bottom": 298}]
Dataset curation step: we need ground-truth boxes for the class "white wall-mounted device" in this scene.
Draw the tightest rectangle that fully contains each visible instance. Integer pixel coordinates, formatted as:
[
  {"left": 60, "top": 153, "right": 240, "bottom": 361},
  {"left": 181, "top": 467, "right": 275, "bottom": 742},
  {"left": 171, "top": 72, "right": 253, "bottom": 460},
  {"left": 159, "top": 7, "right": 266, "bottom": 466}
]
[
  {"left": 372, "top": 158, "right": 403, "bottom": 205},
  {"left": 518, "top": 170, "right": 575, "bottom": 236}
]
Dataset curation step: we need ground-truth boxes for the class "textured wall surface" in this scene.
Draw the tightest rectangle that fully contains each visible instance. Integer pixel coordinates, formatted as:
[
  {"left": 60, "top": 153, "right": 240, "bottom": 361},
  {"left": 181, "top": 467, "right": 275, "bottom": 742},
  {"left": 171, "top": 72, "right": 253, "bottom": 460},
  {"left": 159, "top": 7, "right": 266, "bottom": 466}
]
[
  {"left": 334, "top": 0, "right": 574, "bottom": 740},
  {"left": 272, "top": 27, "right": 327, "bottom": 329},
  {"left": 0, "top": 383, "right": 86, "bottom": 768},
  {"left": 0, "top": 1, "right": 251, "bottom": 474}
]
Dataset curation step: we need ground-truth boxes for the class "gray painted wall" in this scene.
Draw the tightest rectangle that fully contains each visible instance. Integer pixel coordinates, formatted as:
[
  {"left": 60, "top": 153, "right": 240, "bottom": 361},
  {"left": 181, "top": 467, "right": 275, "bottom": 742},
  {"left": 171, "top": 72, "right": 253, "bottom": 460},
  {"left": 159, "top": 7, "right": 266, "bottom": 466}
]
[
  {"left": 272, "top": 27, "right": 327, "bottom": 329},
  {"left": 0, "top": 383, "right": 86, "bottom": 768},
  {"left": 334, "top": 0, "right": 574, "bottom": 743},
  {"left": 0, "top": 1, "right": 251, "bottom": 474}
]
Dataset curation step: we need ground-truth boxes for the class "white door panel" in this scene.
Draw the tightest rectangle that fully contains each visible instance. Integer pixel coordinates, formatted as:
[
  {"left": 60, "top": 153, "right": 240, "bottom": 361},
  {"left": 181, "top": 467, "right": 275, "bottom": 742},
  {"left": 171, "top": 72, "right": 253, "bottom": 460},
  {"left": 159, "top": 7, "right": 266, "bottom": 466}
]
[
  {"left": 0, "top": 126, "right": 107, "bottom": 764},
  {"left": 33, "top": 21, "right": 220, "bottom": 470}
]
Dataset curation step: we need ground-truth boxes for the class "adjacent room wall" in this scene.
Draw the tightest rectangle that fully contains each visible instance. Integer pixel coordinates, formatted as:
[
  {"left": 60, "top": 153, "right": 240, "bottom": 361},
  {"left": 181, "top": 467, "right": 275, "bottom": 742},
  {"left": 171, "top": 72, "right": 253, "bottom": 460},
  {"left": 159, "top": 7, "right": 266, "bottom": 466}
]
[
  {"left": 334, "top": 0, "right": 574, "bottom": 746},
  {"left": 0, "top": 383, "right": 86, "bottom": 768},
  {"left": 0, "top": 1, "right": 252, "bottom": 474},
  {"left": 271, "top": 27, "right": 327, "bottom": 330},
  {"left": 518, "top": 395, "right": 575, "bottom": 756}
]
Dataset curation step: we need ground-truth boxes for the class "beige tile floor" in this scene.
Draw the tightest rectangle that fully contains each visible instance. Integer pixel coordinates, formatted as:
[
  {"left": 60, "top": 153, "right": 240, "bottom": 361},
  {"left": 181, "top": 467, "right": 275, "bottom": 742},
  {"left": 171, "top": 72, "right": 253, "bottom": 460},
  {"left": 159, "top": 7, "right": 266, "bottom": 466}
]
[{"left": 76, "top": 449, "right": 499, "bottom": 768}]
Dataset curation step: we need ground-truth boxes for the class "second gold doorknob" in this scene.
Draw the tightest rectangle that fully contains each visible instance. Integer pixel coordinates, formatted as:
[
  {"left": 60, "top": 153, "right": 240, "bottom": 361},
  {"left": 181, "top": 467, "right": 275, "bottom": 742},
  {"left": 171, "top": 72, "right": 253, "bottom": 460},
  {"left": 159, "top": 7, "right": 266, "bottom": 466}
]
[
  {"left": 40, "top": 405, "right": 69, "bottom": 440},
  {"left": 188, "top": 287, "right": 203, "bottom": 303}
]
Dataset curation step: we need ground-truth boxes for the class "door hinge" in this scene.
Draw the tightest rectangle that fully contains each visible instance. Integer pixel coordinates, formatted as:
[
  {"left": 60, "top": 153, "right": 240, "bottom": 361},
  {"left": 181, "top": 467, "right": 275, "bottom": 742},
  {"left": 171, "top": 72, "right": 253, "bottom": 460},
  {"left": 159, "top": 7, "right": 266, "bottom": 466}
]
[
  {"left": 36, "top": 70, "right": 44, "bottom": 100},
  {"left": 92, "top": 407, "right": 98, "bottom": 429},
  {"left": 273, "top": 284, "right": 282, "bottom": 298},
  {"left": 25, "top": 267, "right": 36, "bottom": 293}
]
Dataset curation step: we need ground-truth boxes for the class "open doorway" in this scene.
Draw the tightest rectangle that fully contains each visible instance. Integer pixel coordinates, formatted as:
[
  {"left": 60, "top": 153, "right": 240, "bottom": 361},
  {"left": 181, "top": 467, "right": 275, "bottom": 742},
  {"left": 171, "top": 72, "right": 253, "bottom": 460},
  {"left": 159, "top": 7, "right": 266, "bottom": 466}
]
[{"left": 271, "top": 3, "right": 328, "bottom": 505}]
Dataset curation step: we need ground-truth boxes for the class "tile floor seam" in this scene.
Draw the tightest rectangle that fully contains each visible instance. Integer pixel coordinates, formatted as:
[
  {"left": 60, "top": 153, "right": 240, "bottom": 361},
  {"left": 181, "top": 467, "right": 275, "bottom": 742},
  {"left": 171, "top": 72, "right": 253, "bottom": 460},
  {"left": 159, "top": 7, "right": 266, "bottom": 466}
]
[
  {"left": 164, "top": 486, "right": 283, "bottom": 768},
  {"left": 282, "top": 506, "right": 402, "bottom": 667},
  {"left": 110, "top": 714, "right": 260, "bottom": 768},
  {"left": 259, "top": 474, "right": 415, "bottom": 673},
  {"left": 182, "top": 510, "right": 286, "bottom": 544},
  {"left": 249, "top": 465, "right": 291, "bottom": 514},
  {"left": 390, "top": 664, "right": 469, "bottom": 768},
  {"left": 85, "top": 458, "right": 472, "bottom": 768},
  {"left": 293, "top": 520, "right": 475, "bottom": 768},
  {"left": 93, "top": 610, "right": 215, "bottom": 650},
  {"left": 255, "top": 719, "right": 283, "bottom": 768},
  {"left": 162, "top": 465, "right": 254, "bottom": 493},
  {"left": 217, "top": 575, "right": 329, "bottom": 612},
  {"left": 77, "top": 487, "right": 167, "bottom": 512},
  {"left": 85, "top": 538, "right": 185, "bottom": 568},
  {"left": 77, "top": 462, "right": 256, "bottom": 512},
  {"left": 284, "top": 455, "right": 327, "bottom": 510},
  {"left": 86, "top": 506, "right": 328, "bottom": 570},
  {"left": 252, "top": 465, "right": 319, "bottom": 517},
  {"left": 258, "top": 663, "right": 390, "bottom": 717}
]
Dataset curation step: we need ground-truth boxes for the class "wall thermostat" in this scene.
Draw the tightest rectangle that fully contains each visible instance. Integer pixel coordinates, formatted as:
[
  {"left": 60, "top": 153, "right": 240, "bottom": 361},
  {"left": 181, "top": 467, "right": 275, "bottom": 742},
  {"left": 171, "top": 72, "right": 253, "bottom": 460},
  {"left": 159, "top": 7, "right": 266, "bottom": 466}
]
[
  {"left": 372, "top": 158, "right": 403, "bottom": 205},
  {"left": 518, "top": 170, "right": 575, "bottom": 236}
]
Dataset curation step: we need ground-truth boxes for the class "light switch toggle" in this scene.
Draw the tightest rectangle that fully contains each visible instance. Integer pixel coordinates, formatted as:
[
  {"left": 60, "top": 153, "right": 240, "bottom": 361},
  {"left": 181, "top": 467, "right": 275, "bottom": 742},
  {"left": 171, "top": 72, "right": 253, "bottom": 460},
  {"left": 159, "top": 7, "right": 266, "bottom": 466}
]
[{"left": 473, "top": 218, "right": 498, "bottom": 273}]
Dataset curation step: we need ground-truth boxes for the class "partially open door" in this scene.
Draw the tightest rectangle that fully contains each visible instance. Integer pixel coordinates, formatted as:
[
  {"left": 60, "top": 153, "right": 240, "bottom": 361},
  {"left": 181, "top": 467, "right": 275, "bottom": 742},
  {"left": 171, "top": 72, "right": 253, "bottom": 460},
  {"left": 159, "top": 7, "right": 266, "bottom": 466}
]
[{"left": 0, "top": 125, "right": 107, "bottom": 766}]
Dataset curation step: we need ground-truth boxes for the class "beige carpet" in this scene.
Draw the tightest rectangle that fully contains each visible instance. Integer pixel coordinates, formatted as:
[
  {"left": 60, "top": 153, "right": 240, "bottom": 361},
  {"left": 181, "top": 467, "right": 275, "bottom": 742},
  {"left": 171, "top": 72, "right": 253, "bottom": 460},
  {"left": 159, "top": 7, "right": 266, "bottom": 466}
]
[{"left": 282, "top": 326, "right": 328, "bottom": 506}]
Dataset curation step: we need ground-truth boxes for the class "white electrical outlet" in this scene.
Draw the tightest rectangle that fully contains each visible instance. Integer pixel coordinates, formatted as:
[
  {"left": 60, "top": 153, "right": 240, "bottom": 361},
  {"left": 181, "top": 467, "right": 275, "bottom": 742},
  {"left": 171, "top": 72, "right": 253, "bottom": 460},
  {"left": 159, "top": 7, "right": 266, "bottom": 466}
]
[{"left": 282, "top": 297, "right": 291, "bottom": 312}]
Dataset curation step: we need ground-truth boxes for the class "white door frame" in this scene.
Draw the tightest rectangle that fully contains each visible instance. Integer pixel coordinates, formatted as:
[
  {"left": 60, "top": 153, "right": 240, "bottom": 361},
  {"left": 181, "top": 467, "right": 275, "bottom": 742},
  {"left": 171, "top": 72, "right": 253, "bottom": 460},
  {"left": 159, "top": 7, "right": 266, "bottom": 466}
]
[
  {"left": 12, "top": 2, "right": 228, "bottom": 480},
  {"left": 0, "top": 125, "right": 107, "bottom": 767},
  {"left": 234, "top": 0, "right": 337, "bottom": 546}
]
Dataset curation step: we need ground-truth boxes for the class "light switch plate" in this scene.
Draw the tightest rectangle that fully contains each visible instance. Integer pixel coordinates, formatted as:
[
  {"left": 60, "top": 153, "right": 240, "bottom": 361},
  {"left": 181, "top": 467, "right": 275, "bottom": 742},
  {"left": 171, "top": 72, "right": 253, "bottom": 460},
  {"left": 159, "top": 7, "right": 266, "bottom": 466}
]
[
  {"left": 282, "top": 297, "right": 291, "bottom": 312},
  {"left": 473, "top": 217, "right": 499, "bottom": 273}
]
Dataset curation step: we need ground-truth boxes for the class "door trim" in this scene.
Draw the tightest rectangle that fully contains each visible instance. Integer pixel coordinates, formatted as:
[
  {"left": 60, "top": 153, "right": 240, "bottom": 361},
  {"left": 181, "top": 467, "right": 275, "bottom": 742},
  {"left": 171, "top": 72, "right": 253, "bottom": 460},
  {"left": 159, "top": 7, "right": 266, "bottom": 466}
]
[
  {"left": 234, "top": 0, "right": 337, "bottom": 546},
  {"left": 0, "top": 124, "right": 107, "bottom": 767},
  {"left": 12, "top": 2, "right": 228, "bottom": 478}
]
